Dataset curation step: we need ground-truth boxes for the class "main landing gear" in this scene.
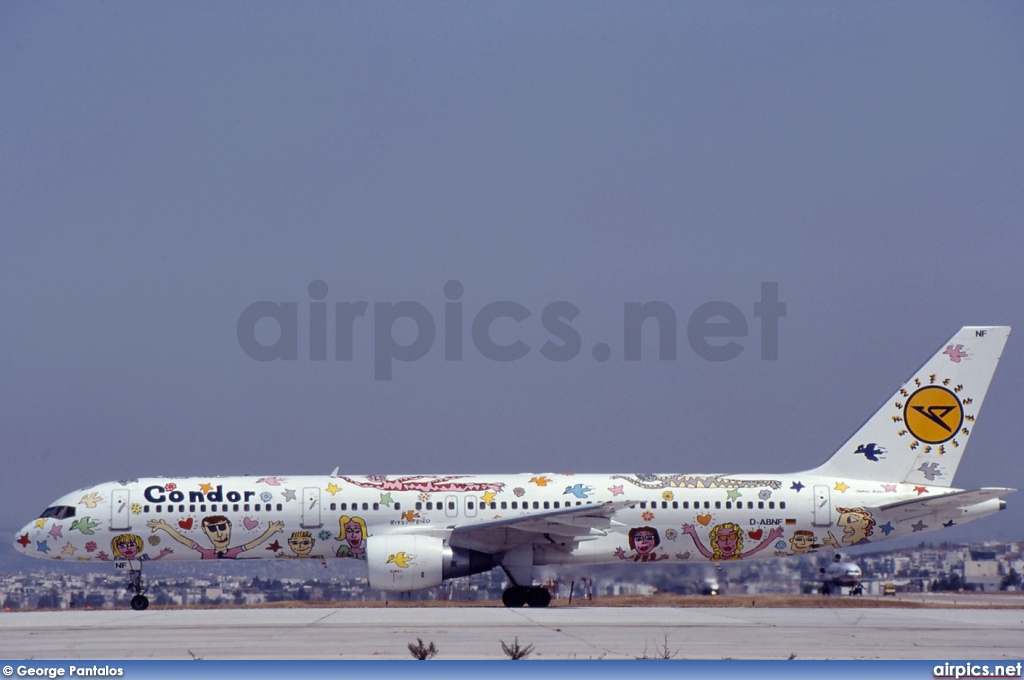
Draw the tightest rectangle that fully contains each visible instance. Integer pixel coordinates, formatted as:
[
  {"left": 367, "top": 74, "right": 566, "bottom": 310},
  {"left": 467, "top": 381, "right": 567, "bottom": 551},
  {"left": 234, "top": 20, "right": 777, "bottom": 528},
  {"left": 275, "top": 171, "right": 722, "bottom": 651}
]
[
  {"left": 501, "top": 586, "right": 551, "bottom": 608},
  {"left": 126, "top": 565, "right": 149, "bottom": 611}
]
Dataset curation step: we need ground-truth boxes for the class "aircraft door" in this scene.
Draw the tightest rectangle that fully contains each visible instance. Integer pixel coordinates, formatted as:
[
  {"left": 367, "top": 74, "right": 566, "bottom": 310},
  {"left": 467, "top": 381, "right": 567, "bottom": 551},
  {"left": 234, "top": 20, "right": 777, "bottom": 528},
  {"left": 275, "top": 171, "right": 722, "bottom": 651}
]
[
  {"left": 302, "top": 487, "right": 322, "bottom": 528},
  {"left": 110, "top": 489, "right": 131, "bottom": 531},
  {"left": 812, "top": 485, "right": 832, "bottom": 527},
  {"left": 445, "top": 495, "right": 458, "bottom": 518}
]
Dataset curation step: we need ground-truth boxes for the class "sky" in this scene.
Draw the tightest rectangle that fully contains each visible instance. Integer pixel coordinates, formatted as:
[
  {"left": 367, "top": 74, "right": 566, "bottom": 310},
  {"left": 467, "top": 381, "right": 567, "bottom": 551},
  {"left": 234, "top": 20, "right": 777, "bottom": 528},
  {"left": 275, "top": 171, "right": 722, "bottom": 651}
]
[{"left": 2, "top": 3, "right": 1023, "bottom": 547}]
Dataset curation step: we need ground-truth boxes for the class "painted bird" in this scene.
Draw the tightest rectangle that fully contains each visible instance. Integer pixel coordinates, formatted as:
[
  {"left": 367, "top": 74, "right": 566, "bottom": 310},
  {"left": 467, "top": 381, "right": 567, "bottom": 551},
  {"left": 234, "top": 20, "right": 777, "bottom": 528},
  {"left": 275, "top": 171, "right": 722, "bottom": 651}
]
[{"left": 387, "top": 551, "right": 414, "bottom": 569}]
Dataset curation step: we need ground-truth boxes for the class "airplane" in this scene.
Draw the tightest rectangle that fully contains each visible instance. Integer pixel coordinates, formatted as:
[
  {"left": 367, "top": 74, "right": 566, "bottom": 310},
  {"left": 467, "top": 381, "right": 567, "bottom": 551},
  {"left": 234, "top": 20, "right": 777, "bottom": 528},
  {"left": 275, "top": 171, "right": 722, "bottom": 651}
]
[
  {"left": 817, "top": 554, "right": 863, "bottom": 595},
  {"left": 13, "top": 326, "right": 1015, "bottom": 610}
]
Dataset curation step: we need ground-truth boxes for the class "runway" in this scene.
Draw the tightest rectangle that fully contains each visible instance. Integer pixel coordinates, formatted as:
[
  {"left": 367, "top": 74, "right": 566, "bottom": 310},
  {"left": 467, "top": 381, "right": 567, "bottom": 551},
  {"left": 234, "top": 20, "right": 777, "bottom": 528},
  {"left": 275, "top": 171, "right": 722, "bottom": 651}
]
[{"left": 2, "top": 606, "right": 1023, "bottom": 660}]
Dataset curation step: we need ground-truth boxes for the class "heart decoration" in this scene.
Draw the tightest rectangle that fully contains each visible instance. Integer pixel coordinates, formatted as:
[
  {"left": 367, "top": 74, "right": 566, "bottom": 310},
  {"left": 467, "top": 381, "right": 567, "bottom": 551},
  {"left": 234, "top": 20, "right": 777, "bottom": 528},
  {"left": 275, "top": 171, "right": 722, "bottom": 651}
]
[
  {"left": 748, "top": 529, "right": 763, "bottom": 540},
  {"left": 243, "top": 517, "right": 259, "bottom": 531},
  {"left": 696, "top": 514, "right": 712, "bottom": 526},
  {"left": 178, "top": 518, "right": 193, "bottom": 530}
]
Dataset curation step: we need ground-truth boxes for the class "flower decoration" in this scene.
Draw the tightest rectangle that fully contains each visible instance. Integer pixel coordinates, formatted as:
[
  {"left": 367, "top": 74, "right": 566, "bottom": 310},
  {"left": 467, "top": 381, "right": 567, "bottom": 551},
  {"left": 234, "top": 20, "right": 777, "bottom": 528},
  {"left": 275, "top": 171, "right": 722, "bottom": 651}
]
[
  {"left": 130, "top": 504, "right": 142, "bottom": 514},
  {"left": 260, "top": 492, "right": 273, "bottom": 502},
  {"left": 664, "top": 528, "right": 678, "bottom": 541},
  {"left": 418, "top": 493, "right": 430, "bottom": 502},
  {"left": 164, "top": 483, "right": 177, "bottom": 492},
  {"left": 642, "top": 511, "right": 655, "bottom": 522},
  {"left": 775, "top": 540, "right": 786, "bottom": 550},
  {"left": 758, "top": 489, "right": 772, "bottom": 500},
  {"left": 149, "top": 536, "right": 161, "bottom": 546},
  {"left": 84, "top": 541, "right": 97, "bottom": 553},
  {"left": 513, "top": 487, "right": 525, "bottom": 497},
  {"left": 662, "top": 490, "right": 674, "bottom": 502},
  {"left": 319, "top": 529, "right": 332, "bottom": 541}
]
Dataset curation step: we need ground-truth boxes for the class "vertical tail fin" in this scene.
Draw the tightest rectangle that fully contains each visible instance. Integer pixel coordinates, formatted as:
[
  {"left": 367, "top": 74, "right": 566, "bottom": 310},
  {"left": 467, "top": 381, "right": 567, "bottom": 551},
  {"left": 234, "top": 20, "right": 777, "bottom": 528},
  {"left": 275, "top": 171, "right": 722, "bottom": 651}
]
[{"left": 810, "top": 326, "right": 1010, "bottom": 487}]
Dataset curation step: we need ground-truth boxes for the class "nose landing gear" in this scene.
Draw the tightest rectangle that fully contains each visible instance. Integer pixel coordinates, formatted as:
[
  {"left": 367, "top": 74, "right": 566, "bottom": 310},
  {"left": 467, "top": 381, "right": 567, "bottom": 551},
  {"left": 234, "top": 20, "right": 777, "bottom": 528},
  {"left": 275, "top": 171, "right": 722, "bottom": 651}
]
[{"left": 126, "top": 565, "right": 149, "bottom": 610}]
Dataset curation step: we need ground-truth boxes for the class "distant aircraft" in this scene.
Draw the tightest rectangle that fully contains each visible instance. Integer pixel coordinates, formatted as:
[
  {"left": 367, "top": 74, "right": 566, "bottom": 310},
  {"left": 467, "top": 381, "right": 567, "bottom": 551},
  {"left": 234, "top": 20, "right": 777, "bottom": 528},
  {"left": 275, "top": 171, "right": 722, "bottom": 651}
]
[
  {"left": 14, "top": 327, "right": 1015, "bottom": 610},
  {"left": 818, "top": 554, "right": 863, "bottom": 595}
]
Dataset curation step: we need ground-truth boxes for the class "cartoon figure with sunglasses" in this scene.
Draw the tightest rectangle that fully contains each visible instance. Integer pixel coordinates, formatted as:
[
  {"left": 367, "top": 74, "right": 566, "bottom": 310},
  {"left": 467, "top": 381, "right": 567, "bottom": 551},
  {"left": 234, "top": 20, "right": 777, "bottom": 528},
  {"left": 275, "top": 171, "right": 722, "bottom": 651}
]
[{"left": 148, "top": 515, "right": 284, "bottom": 559}]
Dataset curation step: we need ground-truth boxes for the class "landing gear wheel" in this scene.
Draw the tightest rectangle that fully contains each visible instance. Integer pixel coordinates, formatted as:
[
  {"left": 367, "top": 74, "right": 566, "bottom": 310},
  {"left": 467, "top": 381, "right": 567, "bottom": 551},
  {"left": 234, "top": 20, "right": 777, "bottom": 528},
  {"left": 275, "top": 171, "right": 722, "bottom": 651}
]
[
  {"left": 502, "top": 587, "right": 528, "bottom": 608},
  {"left": 130, "top": 595, "right": 149, "bottom": 611},
  {"left": 526, "top": 587, "right": 551, "bottom": 608}
]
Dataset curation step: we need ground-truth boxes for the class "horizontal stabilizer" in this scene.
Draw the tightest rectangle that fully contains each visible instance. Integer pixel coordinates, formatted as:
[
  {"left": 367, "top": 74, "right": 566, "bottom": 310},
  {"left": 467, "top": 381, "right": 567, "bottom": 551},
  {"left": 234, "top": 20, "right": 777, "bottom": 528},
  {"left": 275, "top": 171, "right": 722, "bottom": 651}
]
[{"left": 876, "top": 487, "right": 1015, "bottom": 519}]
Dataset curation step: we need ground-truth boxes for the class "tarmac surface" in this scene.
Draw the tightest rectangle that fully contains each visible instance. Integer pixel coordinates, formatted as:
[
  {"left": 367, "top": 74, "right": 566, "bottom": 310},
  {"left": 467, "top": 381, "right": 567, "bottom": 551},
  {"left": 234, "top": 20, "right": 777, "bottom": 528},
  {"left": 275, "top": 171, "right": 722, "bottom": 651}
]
[{"left": 3, "top": 606, "right": 1024, "bottom": 660}]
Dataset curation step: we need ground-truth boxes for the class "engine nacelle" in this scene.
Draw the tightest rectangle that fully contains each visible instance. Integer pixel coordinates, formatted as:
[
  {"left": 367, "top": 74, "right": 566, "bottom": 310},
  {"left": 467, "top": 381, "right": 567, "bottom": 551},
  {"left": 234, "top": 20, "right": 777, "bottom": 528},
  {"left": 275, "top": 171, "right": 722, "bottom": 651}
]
[
  {"left": 366, "top": 534, "right": 446, "bottom": 592},
  {"left": 366, "top": 534, "right": 499, "bottom": 592}
]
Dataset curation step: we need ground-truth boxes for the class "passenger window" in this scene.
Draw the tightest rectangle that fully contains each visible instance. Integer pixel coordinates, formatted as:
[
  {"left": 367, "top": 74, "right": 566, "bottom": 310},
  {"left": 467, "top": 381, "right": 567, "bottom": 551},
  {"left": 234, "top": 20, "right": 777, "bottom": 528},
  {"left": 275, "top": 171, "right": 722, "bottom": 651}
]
[
  {"left": 672, "top": 501, "right": 678, "bottom": 509},
  {"left": 179, "top": 505, "right": 185, "bottom": 513},
  {"left": 758, "top": 502, "right": 764, "bottom": 509},
  {"left": 715, "top": 501, "right": 721, "bottom": 509},
  {"left": 640, "top": 502, "right": 647, "bottom": 509},
  {"left": 780, "top": 501, "right": 786, "bottom": 510},
  {"left": 243, "top": 504, "right": 250, "bottom": 511},
  {"left": 468, "top": 502, "right": 475, "bottom": 510},
  {"left": 769, "top": 502, "right": 775, "bottom": 509},
  {"left": 447, "top": 502, "right": 454, "bottom": 510},
  {"left": 254, "top": 504, "right": 261, "bottom": 511},
  {"left": 341, "top": 503, "right": 348, "bottom": 511},
  {"left": 426, "top": 502, "right": 433, "bottom": 510},
  {"left": 373, "top": 503, "right": 379, "bottom": 511},
  {"left": 554, "top": 502, "right": 560, "bottom": 509},
  {"left": 394, "top": 503, "right": 400, "bottom": 510},
  {"left": 277, "top": 504, "right": 282, "bottom": 511},
  {"left": 200, "top": 504, "right": 207, "bottom": 512},
  {"left": 543, "top": 501, "right": 550, "bottom": 509},
  {"left": 415, "top": 502, "right": 422, "bottom": 510},
  {"left": 189, "top": 505, "right": 196, "bottom": 512},
  {"left": 532, "top": 501, "right": 539, "bottom": 509},
  {"left": 500, "top": 501, "right": 507, "bottom": 509},
  {"left": 704, "top": 501, "right": 710, "bottom": 509},
  {"left": 330, "top": 503, "right": 336, "bottom": 511},
  {"left": 156, "top": 505, "right": 162, "bottom": 513},
  {"left": 748, "top": 502, "right": 754, "bottom": 509},
  {"left": 234, "top": 504, "right": 240, "bottom": 512},
  {"left": 362, "top": 503, "right": 369, "bottom": 511},
  {"left": 511, "top": 502, "right": 518, "bottom": 509},
  {"left": 725, "top": 502, "right": 732, "bottom": 509},
  {"left": 490, "top": 502, "right": 497, "bottom": 510},
  {"left": 683, "top": 501, "right": 689, "bottom": 509}
]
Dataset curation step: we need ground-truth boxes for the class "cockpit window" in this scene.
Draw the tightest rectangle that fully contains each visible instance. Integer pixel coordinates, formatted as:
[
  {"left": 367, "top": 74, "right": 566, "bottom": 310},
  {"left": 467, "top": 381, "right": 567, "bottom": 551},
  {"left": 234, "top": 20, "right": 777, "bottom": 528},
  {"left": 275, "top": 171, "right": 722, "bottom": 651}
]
[{"left": 38, "top": 506, "right": 76, "bottom": 520}]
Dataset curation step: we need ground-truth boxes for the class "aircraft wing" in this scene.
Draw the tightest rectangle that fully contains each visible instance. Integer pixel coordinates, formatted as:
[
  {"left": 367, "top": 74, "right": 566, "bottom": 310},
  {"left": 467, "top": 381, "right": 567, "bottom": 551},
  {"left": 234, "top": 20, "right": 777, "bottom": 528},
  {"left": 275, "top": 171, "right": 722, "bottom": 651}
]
[
  {"left": 447, "top": 500, "right": 636, "bottom": 554},
  {"left": 876, "top": 487, "right": 1016, "bottom": 520}
]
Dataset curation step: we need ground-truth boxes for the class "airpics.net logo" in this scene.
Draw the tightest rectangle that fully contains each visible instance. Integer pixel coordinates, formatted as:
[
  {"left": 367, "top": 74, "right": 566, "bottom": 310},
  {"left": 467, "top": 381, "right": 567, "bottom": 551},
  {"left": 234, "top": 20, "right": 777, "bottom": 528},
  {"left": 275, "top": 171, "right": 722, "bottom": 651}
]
[{"left": 236, "top": 281, "right": 786, "bottom": 380}]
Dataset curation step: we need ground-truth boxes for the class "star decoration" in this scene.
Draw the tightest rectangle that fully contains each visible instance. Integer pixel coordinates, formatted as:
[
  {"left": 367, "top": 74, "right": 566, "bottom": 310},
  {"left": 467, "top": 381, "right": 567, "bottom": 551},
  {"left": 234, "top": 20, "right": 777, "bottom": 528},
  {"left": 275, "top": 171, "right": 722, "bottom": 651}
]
[
  {"left": 266, "top": 540, "right": 281, "bottom": 552},
  {"left": 911, "top": 520, "right": 928, "bottom": 532},
  {"left": 36, "top": 540, "right": 51, "bottom": 553},
  {"left": 379, "top": 492, "right": 393, "bottom": 507},
  {"left": 282, "top": 489, "right": 297, "bottom": 502},
  {"left": 943, "top": 520, "right": 955, "bottom": 528},
  {"left": 834, "top": 481, "right": 848, "bottom": 493},
  {"left": 608, "top": 485, "right": 624, "bottom": 496},
  {"left": 326, "top": 483, "right": 341, "bottom": 496},
  {"left": 726, "top": 489, "right": 742, "bottom": 501},
  {"left": 48, "top": 524, "right": 63, "bottom": 539},
  {"left": 62, "top": 542, "right": 76, "bottom": 555},
  {"left": 879, "top": 522, "right": 894, "bottom": 536},
  {"left": 530, "top": 476, "right": 551, "bottom": 487},
  {"left": 481, "top": 490, "right": 497, "bottom": 505},
  {"left": 34, "top": 519, "right": 47, "bottom": 529},
  {"left": 882, "top": 484, "right": 897, "bottom": 492},
  {"left": 199, "top": 483, "right": 213, "bottom": 494},
  {"left": 790, "top": 481, "right": 804, "bottom": 492},
  {"left": 17, "top": 533, "right": 30, "bottom": 547},
  {"left": 914, "top": 486, "right": 929, "bottom": 495}
]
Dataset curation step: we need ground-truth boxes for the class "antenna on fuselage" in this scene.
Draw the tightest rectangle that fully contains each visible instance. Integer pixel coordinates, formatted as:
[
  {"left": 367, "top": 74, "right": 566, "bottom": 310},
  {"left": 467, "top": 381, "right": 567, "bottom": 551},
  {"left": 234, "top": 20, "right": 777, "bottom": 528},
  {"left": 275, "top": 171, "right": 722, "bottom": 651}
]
[{"left": 330, "top": 466, "right": 339, "bottom": 477}]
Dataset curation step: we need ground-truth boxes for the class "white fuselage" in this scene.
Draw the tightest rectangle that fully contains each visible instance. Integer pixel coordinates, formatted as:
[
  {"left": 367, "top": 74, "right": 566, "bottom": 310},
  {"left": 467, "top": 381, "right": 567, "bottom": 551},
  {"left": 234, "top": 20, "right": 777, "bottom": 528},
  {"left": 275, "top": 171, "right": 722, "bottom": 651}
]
[{"left": 14, "top": 472, "right": 1001, "bottom": 574}]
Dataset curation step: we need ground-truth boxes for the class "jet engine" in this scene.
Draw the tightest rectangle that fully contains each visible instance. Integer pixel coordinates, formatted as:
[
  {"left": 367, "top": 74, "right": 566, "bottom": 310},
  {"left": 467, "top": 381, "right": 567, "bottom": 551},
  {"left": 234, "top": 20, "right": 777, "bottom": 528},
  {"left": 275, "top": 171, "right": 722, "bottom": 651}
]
[{"left": 366, "top": 534, "right": 497, "bottom": 592}]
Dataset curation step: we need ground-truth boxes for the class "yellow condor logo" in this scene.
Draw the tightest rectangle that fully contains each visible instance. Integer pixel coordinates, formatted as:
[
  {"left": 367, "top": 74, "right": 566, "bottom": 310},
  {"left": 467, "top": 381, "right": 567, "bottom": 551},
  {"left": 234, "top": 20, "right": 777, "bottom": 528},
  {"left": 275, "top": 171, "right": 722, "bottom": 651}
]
[
  {"left": 904, "top": 386, "right": 963, "bottom": 444},
  {"left": 387, "top": 551, "right": 415, "bottom": 569}
]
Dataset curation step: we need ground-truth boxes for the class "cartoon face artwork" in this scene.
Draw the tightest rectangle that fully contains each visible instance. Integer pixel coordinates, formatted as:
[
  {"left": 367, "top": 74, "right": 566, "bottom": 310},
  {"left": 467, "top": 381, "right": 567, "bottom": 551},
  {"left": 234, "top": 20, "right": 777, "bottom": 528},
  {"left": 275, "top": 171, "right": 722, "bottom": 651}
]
[
  {"left": 335, "top": 515, "right": 367, "bottom": 559},
  {"left": 836, "top": 507, "right": 875, "bottom": 545},
  {"left": 788, "top": 530, "right": 816, "bottom": 554},
  {"left": 286, "top": 531, "right": 315, "bottom": 558},
  {"left": 681, "top": 521, "right": 784, "bottom": 561},
  {"left": 614, "top": 526, "right": 669, "bottom": 562},
  {"left": 147, "top": 515, "right": 283, "bottom": 559},
  {"left": 97, "top": 533, "right": 172, "bottom": 563}
]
